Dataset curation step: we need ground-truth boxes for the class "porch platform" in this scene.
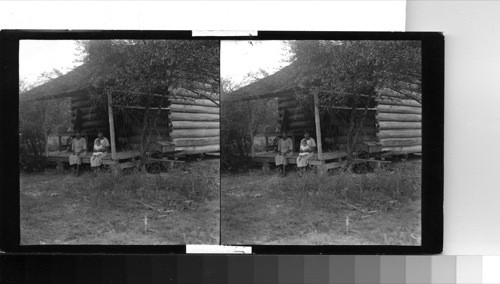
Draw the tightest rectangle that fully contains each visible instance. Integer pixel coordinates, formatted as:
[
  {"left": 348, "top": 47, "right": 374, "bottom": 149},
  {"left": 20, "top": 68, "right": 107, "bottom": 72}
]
[
  {"left": 47, "top": 150, "right": 142, "bottom": 165},
  {"left": 252, "top": 151, "right": 348, "bottom": 174},
  {"left": 47, "top": 150, "right": 143, "bottom": 172}
]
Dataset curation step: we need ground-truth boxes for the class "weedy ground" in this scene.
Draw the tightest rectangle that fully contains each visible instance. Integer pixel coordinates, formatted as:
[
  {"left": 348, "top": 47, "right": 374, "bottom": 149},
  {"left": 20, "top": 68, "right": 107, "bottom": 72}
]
[
  {"left": 221, "top": 159, "right": 421, "bottom": 245},
  {"left": 20, "top": 159, "right": 220, "bottom": 245}
]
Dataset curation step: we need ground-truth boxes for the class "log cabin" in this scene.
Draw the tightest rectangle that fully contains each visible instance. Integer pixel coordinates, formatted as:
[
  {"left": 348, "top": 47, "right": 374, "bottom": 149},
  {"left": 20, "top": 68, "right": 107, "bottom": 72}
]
[
  {"left": 225, "top": 63, "right": 421, "bottom": 173},
  {"left": 22, "top": 65, "right": 220, "bottom": 171}
]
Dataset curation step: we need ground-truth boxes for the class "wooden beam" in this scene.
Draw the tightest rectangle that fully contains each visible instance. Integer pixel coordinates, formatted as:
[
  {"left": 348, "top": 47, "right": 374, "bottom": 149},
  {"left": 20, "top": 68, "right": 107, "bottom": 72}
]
[
  {"left": 114, "top": 105, "right": 170, "bottom": 110},
  {"left": 313, "top": 92, "right": 323, "bottom": 159},
  {"left": 107, "top": 92, "right": 117, "bottom": 160}
]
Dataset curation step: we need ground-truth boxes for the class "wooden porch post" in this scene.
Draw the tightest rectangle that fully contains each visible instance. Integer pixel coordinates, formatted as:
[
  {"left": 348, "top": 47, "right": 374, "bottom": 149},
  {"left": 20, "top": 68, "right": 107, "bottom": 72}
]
[
  {"left": 313, "top": 92, "right": 323, "bottom": 160},
  {"left": 107, "top": 92, "right": 117, "bottom": 161}
]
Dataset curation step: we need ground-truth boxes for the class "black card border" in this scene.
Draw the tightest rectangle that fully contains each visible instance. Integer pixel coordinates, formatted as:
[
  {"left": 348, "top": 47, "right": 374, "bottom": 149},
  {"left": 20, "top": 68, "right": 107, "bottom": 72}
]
[{"left": 0, "top": 30, "right": 443, "bottom": 255}]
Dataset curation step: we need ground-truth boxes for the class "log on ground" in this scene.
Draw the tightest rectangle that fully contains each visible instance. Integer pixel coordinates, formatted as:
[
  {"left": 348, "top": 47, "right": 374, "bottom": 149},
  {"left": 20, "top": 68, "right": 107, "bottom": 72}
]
[
  {"left": 172, "top": 120, "right": 219, "bottom": 129},
  {"left": 378, "top": 129, "right": 422, "bottom": 139},
  {"left": 170, "top": 112, "right": 219, "bottom": 121},
  {"left": 377, "top": 112, "right": 421, "bottom": 122},
  {"left": 171, "top": 128, "right": 220, "bottom": 138}
]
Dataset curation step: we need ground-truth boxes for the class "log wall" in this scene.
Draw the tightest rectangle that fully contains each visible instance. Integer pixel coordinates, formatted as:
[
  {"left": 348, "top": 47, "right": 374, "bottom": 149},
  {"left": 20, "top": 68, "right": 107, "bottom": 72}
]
[
  {"left": 70, "top": 93, "right": 108, "bottom": 139},
  {"left": 376, "top": 88, "right": 422, "bottom": 154},
  {"left": 170, "top": 92, "right": 220, "bottom": 154}
]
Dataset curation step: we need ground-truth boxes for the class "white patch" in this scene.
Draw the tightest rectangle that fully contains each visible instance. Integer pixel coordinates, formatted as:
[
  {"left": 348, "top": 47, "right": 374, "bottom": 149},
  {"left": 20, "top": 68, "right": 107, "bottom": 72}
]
[{"left": 186, "top": 245, "right": 252, "bottom": 254}]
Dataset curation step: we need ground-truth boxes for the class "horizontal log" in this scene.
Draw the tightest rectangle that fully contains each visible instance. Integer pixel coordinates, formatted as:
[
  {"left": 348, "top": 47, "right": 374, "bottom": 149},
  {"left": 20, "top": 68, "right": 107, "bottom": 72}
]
[
  {"left": 72, "top": 100, "right": 93, "bottom": 108},
  {"left": 170, "top": 112, "right": 219, "bottom": 121},
  {"left": 377, "top": 104, "right": 421, "bottom": 114},
  {"left": 170, "top": 104, "right": 219, "bottom": 114},
  {"left": 81, "top": 113, "right": 99, "bottom": 120},
  {"left": 379, "top": 121, "right": 421, "bottom": 130},
  {"left": 71, "top": 95, "right": 90, "bottom": 103},
  {"left": 378, "top": 129, "right": 421, "bottom": 139},
  {"left": 287, "top": 120, "right": 314, "bottom": 129},
  {"left": 171, "top": 128, "right": 220, "bottom": 138},
  {"left": 170, "top": 98, "right": 219, "bottom": 107},
  {"left": 377, "top": 88, "right": 421, "bottom": 101},
  {"left": 382, "top": 145, "right": 422, "bottom": 154},
  {"left": 174, "top": 144, "right": 220, "bottom": 152},
  {"left": 78, "top": 107, "right": 102, "bottom": 115},
  {"left": 377, "top": 112, "right": 421, "bottom": 122},
  {"left": 378, "top": 98, "right": 421, "bottom": 108},
  {"left": 287, "top": 113, "right": 310, "bottom": 121},
  {"left": 173, "top": 136, "right": 220, "bottom": 147},
  {"left": 172, "top": 121, "right": 219, "bottom": 129},
  {"left": 278, "top": 100, "right": 298, "bottom": 108},
  {"left": 81, "top": 121, "right": 106, "bottom": 128},
  {"left": 379, "top": 138, "right": 422, "bottom": 147}
]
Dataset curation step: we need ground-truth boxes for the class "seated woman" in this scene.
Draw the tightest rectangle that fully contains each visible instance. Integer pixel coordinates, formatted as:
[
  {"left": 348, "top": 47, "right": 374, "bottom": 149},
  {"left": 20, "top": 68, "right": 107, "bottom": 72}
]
[{"left": 90, "top": 131, "right": 110, "bottom": 174}]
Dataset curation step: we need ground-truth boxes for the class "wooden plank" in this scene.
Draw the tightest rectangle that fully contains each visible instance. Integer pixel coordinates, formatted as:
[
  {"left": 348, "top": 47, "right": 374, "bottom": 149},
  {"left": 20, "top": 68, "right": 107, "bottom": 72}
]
[
  {"left": 377, "top": 104, "right": 422, "bottom": 114},
  {"left": 172, "top": 121, "right": 219, "bottom": 129},
  {"left": 378, "top": 129, "right": 422, "bottom": 139},
  {"left": 173, "top": 136, "right": 220, "bottom": 147},
  {"left": 314, "top": 92, "right": 323, "bottom": 159},
  {"left": 107, "top": 92, "right": 117, "bottom": 160},
  {"left": 382, "top": 145, "right": 422, "bottom": 154},
  {"left": 170, "top": 104, "right": 219, "bottom": 114},
  {"left": 379, "top": 121, "right": 421, "bottom": 130},
  {"left": 377, "top": 112, "right": 421, "bottom": 122},
  {"left": 379, "top": 137, "right": 422, "bottom": 147},
  {"left": 170, "top": 112, "right": 219, "bottom": 121},
  {"left": 170, "top": 128, "right": 220, "bottom": 138},
  {"left": 175, "top": 144, "right": 219, "bottom": 152}
]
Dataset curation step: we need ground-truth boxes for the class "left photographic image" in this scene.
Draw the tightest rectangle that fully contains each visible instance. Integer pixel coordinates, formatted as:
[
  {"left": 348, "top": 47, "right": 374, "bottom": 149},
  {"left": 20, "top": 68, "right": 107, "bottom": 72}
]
[{"left": 19, "top": 40, "right": 220, "bottom": 245}]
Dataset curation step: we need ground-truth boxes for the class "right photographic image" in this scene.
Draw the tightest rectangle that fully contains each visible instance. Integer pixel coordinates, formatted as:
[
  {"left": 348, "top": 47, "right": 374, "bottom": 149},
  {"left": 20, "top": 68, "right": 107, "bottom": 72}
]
[{"left": 221, "top": 40, "right": 423, "bottom": 245}]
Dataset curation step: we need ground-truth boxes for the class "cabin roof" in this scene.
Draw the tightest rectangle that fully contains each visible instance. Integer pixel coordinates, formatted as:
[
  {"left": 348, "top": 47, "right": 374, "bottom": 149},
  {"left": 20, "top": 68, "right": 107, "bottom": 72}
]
[
  {"left": 225, "top": 62, "right": 301, "bottom": 102},
  {"left": 21, "top": 65, "right": 91, "bottom": 101}
]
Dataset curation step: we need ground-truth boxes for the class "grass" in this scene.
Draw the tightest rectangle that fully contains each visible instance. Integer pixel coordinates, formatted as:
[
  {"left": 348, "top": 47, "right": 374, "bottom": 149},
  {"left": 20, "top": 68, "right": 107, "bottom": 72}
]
[
  {"left": 20, "top": 159, "right": 220, "bottom": 245},
  {"left": 221, "top": 159, "right": 421, "bottom": 245}
]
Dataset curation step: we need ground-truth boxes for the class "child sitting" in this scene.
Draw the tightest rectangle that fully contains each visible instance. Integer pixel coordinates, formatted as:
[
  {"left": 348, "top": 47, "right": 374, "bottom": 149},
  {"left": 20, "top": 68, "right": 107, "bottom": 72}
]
[
  {"left": 92, "top": 139, "right": 104, "bottom": 154},
  {"left": 298, "top": 139, "right": 311, "bottom": 161}
]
